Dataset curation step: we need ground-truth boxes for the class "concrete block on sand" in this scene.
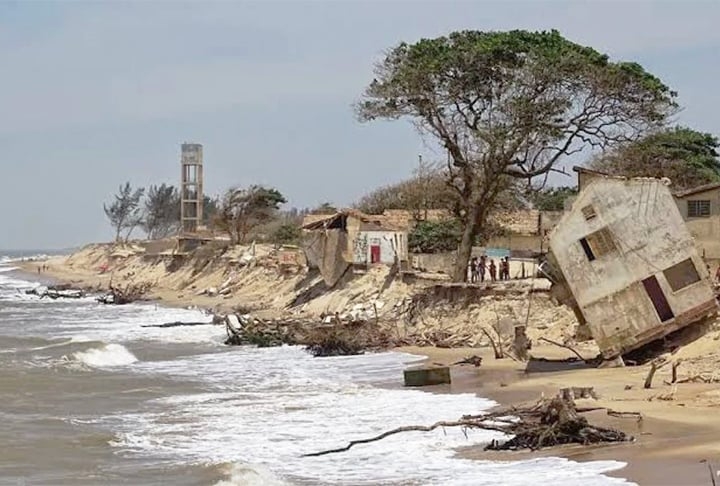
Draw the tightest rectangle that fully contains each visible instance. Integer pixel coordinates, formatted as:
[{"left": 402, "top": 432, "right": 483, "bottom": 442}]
[{"left": 403, "top": 366, "right": 451, "bottom": 387}]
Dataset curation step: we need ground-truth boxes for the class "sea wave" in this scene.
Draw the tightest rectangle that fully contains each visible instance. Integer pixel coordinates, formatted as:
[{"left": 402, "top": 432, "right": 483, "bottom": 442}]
[
  {"left": 73, "top": 343, "right": 138, "bottom": 368},
  {"left": 214, "top": 463, "right": 288, "bottom": 486},
  {"left": 106, "top": 348, "right": 632, "bottom": 485}
]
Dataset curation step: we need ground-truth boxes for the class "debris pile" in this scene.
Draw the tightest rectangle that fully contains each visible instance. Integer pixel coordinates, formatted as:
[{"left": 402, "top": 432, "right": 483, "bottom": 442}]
[
  {"left": 25, "top": 284, "right": 85, "bottom": 300},
  {"left": 222, "top": 313, "right": 393, "bottom": 357},
  {"left": 97, "top": 281, "right": 153, "bottom": 305}
]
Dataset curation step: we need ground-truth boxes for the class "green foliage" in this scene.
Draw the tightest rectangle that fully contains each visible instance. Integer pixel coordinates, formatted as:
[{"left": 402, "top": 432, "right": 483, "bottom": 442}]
[
  {"left": 272, "top": 223, "right": 302, "bottom": 245},
  {"left": 103, "top": 182, "right": 145, "bottom": 242},
  {"left": 357, "top": 29, "right": 676, "bottom": 280},
  {"left": 530, "top": 186, "right": 578, "bottom": 212},
  {"left": 408, "top": 219, "right": 462, "bottom": 253},
  {"left": 590, "top": 126, "right": 720, "bottom": 190},
  {"left": 143, "top": 184, "right": 180, "bottom": 239},
  {"left": 214, "top": 185, "right": 288, "bottom": 244}
]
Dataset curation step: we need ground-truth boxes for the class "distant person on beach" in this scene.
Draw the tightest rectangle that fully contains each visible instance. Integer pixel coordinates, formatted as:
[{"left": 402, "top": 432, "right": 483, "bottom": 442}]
[
  {"left": 470, "top": 257, "right": 478, "bottom": 283},
  {"left": 489, "top": 259, "right": 497, "bottom": 282},
  {"left": 479, "top": 255, "right": 487, "bottom": 282},
  {"left": 37, "top": 266, "right": 41, "bottom": 274}
]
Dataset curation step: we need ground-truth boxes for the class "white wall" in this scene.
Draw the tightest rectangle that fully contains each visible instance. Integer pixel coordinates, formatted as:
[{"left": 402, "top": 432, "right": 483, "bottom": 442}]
[{"left": 353, "top": 231, "right": 407, "bottom": 265}]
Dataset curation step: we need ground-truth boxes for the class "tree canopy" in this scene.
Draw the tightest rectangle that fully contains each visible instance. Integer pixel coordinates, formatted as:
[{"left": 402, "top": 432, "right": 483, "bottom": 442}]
[
  {"left": 143, "top": 184, "right": 180, "bottom": 239},
  {"left": 214, "top": 185, "right": 287, "bottom": 244},
  {"left": 104, "top": 182, "right": 145, "bottom": 242},
  {"left": 589, "top": 126, "right": 720, "bottom": 190},
  {"left": 529, "top": 186, "right": 578, "bottom": 212},
  {"left": 357, "top": 29, "right": 677, "bottom": 281}
]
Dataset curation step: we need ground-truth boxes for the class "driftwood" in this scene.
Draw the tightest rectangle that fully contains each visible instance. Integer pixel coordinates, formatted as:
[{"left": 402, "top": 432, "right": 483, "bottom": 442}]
[
  {"left": 303, "top": 395, "right": 630, "bottom": 457},
  {"left": 97, "top": 281, "right": 152, "bottom": 305},
  {"left": 539, "top": 337, "right": 588, "bottom": 363},
  {"left": 644, "top": 357, "right": 670, "bottom": 389},
  {"left": 481, "top": 327, "right": 504, "bottom": 359},
  {"left": 671, "top": 359, "right": 683, "bottom": 384},
  {"left": 453, "top": 355, "right": 483, "bottom": 367},
  {"left": 142, "top": 321, "right": 212, "bottom": 328}
]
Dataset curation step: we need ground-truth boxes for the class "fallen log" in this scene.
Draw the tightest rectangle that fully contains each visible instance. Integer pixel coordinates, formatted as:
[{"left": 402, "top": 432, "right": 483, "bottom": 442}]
[
  {"left": 539, "top": 337, "right": 588, "bottom": 363},
  {"left": 141, "top": 321, "right": 213, "bottom": 328},
  {"left": 303, "top": 395, "right": 630, "bottom": 457},
  {"left": 453, "top": 355, "right": 483, "bottom": 367}
]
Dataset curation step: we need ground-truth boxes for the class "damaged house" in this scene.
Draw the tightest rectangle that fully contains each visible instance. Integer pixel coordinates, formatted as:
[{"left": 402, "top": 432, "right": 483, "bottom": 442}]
[
  {"left": 302, "top": 209, "right": 408, "bottom": 286},
  {"left": 547, "top": 175, "right": 718, "bottom": 360}
]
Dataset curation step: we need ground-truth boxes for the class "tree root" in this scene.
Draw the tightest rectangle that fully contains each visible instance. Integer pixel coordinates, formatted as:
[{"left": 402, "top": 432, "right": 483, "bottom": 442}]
[{"left": 303, "top": 395, "right": 631, "bottom": 457}]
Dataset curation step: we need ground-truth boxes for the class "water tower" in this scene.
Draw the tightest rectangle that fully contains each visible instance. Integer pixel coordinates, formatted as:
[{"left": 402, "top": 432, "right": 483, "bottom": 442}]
[{"left": 180, "top": 143, "right": 204, "bottom": 234}]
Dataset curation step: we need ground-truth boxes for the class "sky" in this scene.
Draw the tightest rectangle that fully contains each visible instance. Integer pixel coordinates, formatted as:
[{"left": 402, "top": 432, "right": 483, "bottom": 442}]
[{"left": 1, "top": 0, "right": 719, "bottom": 249}]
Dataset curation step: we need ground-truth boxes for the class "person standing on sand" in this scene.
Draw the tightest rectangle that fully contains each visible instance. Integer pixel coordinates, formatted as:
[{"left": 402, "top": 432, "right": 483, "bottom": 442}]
[
  {"left": 470, "top": 257, "right": 478, "bottom": 283},
  {"left": 489, "top": 259, "right": 497, "bottom": 282},
  {"left": 479, "top": 255, "right": 487, "bottom": 282}
]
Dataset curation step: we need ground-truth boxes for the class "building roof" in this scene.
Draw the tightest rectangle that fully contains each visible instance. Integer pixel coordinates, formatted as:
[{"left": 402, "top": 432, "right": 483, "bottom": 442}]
[
  {"left": 301, "top": 208, "right": 400, "bottom": 231},
  {"left": 673, "top": 182, "right": 720, "bottom": 198}
]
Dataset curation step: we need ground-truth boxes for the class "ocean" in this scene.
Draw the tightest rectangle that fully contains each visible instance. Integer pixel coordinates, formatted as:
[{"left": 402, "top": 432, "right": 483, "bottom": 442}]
[{"left": 0, "top": 254, "right": 633, "bottom": 485}]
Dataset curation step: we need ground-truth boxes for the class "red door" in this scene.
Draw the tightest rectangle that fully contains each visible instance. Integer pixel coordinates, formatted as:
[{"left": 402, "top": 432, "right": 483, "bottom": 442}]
[{"left": 370, "top": 245, "right": 381, "bottom": 264}]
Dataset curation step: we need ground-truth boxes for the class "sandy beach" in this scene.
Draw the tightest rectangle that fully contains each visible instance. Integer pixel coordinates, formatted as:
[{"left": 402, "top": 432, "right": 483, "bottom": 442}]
[{"left": 19, "top": 251, "right": 720, "bottom": 485}]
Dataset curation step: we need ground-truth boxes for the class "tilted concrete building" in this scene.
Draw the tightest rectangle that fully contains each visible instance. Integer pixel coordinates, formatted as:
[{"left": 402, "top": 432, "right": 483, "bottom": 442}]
[{"left": 548, "top": 175, "right": 718, "bottom": 359}]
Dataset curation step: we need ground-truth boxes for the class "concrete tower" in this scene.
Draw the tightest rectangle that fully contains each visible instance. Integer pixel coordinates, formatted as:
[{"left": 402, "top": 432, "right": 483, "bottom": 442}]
[{"left": 180, "top": 143, "right": 204, "bottom": 234}]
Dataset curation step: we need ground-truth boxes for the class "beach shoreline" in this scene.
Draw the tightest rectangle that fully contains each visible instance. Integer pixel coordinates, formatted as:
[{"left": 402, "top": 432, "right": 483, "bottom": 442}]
[{"left": 16, "top": 254, "right": 720, "bottom": 485}]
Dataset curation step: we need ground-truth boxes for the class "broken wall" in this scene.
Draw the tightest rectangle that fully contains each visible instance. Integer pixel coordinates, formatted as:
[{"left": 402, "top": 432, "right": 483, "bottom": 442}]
[{"left": 302, "top": 230, "right": 350, "bottom": 287}]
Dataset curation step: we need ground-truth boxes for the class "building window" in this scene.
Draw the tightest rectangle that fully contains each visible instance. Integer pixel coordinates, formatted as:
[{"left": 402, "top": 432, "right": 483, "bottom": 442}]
[
  {"left": 687, "top": 200, "right": 711, "bottom": 218},
  {"left": 581, "top": 205, "right": 597, "bottom": 221},
  {"left": 663, "top": 258, "right": 701, "bottom": 292},
  {"left": 579, "top": 227, "right": 617, "bottom": 262},
  {"left": 579, "top": 238, "right": 595, "bottom": 261}
]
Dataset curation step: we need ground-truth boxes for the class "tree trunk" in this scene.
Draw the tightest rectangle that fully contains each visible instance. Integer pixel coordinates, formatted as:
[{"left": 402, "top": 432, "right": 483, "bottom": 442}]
[{"left": 453, "top": 206, "right": 480, "bottom": 282}]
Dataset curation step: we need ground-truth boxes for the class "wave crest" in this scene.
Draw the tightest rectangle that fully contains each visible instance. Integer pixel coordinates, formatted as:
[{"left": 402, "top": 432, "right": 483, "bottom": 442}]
[
  {"left": 73, "top": 344, "right": 138, "bottom": 368},
  {"left": 214, "top": 463, "right": 287, "bottom": 486}
]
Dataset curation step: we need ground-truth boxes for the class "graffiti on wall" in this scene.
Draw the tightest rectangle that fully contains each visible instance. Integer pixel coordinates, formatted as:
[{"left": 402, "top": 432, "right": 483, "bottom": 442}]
[{"left": 353, "top": 233, "right": 369, "bottom": 263}]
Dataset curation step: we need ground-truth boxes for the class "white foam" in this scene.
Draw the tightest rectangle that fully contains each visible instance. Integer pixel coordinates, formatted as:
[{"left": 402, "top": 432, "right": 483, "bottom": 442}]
[
  {"left": 73, "top": 344, "right": 138, "bottom": 368},
  {"left": 214, "top": 463, "right": 288, "bottom": 486},
  {"left": 105, "top": 348, "right": 632, "bottom": 485}
]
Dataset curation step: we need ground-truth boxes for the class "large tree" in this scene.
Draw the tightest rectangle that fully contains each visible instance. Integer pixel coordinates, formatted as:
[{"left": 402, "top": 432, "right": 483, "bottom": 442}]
[
  {"left": 355, "top": 161, "right": 459, "bottom": 216},
  {"left": 357, "top": 29, "right": 677, "bottom": 281},
  {"left": 214, "top": 185, "right": 287, "bottom": 244},
  {"left": 104, "top": 182, "right": 145, "bottom": 243},
  {"left": 143, "top": 184, "right": 181, "bottom": 239},
  {"left": 589, "top": 126, "right": 720, "bottom": 191}
]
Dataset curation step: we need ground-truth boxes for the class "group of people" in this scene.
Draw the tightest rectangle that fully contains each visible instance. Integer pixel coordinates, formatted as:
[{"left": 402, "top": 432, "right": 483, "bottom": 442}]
[
  {"left": 36, "top": 264, "right": 49, "bottom": 274},
  {"left": 468, "top": 255, "right": 511, "bottom": 283}
]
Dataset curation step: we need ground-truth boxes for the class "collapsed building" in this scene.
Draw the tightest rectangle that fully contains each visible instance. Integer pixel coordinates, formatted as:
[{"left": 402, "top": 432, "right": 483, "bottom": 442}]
[
  {"left": 547, "top": 175, "right": 719, "bottom": 361},
  {"left": 301, "top": 209, "right": 408, "bottom": 287}
]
